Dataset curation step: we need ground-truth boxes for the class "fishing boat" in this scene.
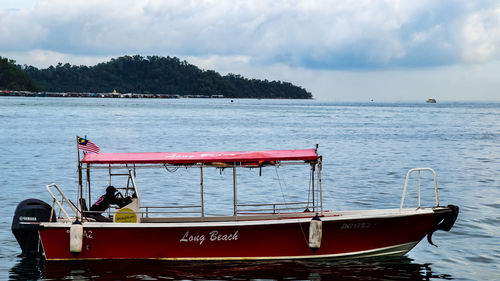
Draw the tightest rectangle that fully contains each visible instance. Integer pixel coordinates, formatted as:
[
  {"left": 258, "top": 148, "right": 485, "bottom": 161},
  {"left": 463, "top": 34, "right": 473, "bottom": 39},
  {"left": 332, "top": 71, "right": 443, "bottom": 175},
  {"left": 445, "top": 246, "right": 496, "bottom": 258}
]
[
  {"left": 426, "top": 98, "right": 437, "bottom": 103},
  {"left": 12, "top": 141, "right": 458, "bottom": 261}
]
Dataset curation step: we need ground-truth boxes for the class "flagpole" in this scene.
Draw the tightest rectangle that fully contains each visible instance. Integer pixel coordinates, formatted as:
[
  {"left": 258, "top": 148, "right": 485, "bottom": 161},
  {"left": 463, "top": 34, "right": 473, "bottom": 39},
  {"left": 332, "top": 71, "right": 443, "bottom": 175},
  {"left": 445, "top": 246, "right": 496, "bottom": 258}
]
[{"left": 77, "top": 136, "right": 83, "bottom": 214}]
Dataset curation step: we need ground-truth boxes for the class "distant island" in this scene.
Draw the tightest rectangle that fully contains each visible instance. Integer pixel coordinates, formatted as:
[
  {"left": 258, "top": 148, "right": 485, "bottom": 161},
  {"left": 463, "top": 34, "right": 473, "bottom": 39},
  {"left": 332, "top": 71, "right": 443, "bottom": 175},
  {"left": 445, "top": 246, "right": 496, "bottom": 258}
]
[{"left": 0, "top": 55, "right": 312, "bottom": 99}]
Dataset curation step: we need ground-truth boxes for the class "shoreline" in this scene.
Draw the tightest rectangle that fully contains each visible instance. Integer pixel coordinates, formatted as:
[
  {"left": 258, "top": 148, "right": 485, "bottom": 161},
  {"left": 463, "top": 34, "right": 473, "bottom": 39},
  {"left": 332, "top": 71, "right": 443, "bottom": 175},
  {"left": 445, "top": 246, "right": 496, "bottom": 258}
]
[
  {"left": 0, "top": 90, "right": 213, "bottom": 99},
  {"left": 0, "top": 90, "right": 312, "bottom": 100}
]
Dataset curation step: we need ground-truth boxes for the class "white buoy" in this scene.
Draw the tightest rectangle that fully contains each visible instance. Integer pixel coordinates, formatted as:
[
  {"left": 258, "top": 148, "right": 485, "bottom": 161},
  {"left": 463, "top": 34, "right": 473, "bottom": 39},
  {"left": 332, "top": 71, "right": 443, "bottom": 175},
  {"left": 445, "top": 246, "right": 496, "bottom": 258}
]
[
  {"left": 69, "top": 219, "right": 83, "bottom": 256},
  {"left": 309, "top": 214, "right": 322, "bottom": 252}
]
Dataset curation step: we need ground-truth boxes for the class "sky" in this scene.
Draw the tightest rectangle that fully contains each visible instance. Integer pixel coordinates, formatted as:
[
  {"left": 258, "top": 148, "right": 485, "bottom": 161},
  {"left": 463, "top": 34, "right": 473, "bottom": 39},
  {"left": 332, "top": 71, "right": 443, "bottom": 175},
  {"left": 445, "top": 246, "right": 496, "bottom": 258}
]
[{"left": 1, "top": 0, "right": 499, "bottom": 101}]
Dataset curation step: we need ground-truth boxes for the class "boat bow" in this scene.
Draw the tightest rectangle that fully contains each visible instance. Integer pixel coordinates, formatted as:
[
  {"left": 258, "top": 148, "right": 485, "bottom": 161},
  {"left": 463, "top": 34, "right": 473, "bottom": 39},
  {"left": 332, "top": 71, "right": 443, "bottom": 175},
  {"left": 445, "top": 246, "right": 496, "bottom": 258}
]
[{"left": 427, "top": 205, "right": 459, "bottom": 246}]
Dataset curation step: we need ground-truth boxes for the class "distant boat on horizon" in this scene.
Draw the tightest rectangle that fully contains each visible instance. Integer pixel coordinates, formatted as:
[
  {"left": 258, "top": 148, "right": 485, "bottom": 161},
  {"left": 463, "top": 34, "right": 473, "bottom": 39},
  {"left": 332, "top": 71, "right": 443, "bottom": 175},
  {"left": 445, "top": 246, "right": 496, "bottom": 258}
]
[{"left": 426, "top": 98, "right": 437, "bottom": 103}]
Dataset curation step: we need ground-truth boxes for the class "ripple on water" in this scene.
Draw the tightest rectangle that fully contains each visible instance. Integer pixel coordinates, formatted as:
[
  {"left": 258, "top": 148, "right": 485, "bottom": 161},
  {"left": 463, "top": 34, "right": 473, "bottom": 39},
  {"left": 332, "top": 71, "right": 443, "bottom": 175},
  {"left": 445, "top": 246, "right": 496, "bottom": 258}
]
[{"left": 465, "top": 255, "right": 496, "bottom": 264}]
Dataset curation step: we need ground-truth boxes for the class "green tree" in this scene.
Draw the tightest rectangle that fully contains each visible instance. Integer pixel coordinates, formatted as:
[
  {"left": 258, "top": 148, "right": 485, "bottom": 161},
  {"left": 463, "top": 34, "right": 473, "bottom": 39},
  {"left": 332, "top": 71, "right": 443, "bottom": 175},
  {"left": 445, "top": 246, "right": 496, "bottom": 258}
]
[{"left": 0, "top": 57, "right": 40, "bottom": 91}]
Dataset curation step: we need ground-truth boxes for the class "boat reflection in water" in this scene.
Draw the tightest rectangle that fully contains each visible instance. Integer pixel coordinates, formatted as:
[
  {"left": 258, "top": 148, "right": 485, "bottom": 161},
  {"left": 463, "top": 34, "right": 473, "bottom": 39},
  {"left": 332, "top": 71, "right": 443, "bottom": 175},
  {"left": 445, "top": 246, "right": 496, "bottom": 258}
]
[{"left": 10, "top": 256, "right": 452, "bottom": 280}]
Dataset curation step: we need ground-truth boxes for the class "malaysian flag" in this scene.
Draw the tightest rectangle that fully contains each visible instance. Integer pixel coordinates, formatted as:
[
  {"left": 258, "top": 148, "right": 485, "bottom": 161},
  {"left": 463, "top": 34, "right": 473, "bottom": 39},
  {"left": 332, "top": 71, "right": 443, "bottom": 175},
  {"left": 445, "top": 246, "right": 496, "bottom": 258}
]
[{"left": 77, "top": 136, "right": 100, "bottom": 153}]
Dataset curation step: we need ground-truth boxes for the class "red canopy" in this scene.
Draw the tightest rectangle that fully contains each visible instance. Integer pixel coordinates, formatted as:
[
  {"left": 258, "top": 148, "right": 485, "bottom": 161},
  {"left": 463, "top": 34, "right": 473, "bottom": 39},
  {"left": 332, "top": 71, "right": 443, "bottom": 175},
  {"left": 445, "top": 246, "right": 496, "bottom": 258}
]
[{"left": 81, "top": 149, "right": 318, "bottom": 165}]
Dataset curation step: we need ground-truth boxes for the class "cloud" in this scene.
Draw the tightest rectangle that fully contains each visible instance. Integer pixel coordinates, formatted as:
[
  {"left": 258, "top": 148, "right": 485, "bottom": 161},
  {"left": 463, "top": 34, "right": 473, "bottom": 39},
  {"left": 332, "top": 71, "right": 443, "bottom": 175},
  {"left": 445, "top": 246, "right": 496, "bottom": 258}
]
[
  {"left": 460, "top": 7, "right": 500, "bottom": 63},
  {"left": 2, "top": 49, "right": 112, "bottom": 67},
  {"left": 1, "top": 0, "right": 499, "bottom": 70}
]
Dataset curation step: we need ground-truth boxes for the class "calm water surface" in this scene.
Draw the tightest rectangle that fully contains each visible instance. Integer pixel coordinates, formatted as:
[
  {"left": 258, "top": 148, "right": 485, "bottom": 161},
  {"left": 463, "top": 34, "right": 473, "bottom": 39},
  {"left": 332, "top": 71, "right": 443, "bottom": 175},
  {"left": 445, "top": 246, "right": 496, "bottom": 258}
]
[{"left": 0, "top": 97, "right": 499, "bottom": 280}]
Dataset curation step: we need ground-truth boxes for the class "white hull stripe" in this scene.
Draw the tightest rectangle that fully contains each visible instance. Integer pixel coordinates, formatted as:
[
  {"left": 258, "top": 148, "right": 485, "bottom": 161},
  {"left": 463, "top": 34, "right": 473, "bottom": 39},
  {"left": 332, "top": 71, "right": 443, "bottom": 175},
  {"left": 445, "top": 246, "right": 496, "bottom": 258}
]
[{"left": 46, "top": 241, "right": 419, "bottom": 261}]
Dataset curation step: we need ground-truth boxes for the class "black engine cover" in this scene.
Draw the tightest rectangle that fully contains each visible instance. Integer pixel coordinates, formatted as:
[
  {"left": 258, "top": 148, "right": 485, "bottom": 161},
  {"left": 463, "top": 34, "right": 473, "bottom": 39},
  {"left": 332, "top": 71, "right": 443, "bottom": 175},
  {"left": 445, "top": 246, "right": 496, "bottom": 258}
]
[{"left": 11, "top": 199, "right": 55, "bottom": 257}]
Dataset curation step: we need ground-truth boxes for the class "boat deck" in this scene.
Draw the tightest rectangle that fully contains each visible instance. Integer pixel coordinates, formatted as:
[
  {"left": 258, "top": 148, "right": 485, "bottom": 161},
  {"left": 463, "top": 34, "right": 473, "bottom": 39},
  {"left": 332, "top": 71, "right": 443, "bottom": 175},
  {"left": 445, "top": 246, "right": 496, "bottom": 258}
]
[{"left": 46, "top": 207, "right": 443, "bottom": 226}]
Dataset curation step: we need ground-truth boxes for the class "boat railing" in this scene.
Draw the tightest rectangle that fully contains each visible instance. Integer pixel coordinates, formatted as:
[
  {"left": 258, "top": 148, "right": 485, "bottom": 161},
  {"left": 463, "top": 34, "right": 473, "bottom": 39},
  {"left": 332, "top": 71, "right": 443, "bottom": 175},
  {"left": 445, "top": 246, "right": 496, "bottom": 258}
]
[
  {"left": 99, "top": 202, "right": 314, "bottom": 220},
  {"left": 236, "top": 201, "right": 316, "bottom": 214},
  {"left": 46, "top": 183, "right": 79, "bottom": 221},
  {"left": 400, "top": 168, "right": 440, "bottom": 209},
  {"left": 139, "top": 205, "right": 203, "bottom": 218},
  {"left": 97, "top": 205, "right": 203, "bottom": 219}
]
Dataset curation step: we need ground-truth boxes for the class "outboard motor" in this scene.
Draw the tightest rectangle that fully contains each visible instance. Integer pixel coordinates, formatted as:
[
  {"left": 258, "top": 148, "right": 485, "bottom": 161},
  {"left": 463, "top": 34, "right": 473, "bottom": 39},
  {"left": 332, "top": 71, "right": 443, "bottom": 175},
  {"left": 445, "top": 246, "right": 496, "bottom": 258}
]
[{"left": 11, "top": 199, "right": 56, "bottom": 257}]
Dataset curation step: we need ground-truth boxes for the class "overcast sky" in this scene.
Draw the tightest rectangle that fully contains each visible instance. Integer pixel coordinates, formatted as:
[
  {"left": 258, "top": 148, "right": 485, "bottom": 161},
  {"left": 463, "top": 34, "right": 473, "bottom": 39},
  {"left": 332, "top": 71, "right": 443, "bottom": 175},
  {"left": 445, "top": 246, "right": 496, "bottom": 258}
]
[{"left": 1, "top": 0, "right": 499, "bottom": 101}]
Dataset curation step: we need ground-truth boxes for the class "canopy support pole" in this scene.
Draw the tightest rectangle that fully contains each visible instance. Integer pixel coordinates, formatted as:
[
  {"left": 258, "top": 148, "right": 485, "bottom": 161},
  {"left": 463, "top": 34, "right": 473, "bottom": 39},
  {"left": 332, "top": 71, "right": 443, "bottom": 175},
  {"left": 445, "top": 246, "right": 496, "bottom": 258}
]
[
  {"left": 233, "top": 164, "right": 237, "bottom": 216},
  {"left": 200, "top": 165, "right": 205, "bottom": 219},
  {"left": 311, "top": 164, "right": 315, "bottom": 212},
  {"left": 87, "top": 163, "right": 91, "bottom": 211},
  {"left": 318, "top": 156, "right": 323, "bottom": 215}
]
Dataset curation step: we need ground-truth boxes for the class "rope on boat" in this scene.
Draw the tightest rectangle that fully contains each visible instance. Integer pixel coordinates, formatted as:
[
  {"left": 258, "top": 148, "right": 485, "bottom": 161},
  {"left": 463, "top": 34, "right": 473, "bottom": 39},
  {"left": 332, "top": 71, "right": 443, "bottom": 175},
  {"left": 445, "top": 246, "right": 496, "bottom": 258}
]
[
  {"left": 274, "top": 166, "right": 310, "bottom": 247},
  {"left": 274, "top": 166, "right": 289, "bottom": 207},
  {"left": 164, "top": 164, "right": 179, "bottom": 173}
]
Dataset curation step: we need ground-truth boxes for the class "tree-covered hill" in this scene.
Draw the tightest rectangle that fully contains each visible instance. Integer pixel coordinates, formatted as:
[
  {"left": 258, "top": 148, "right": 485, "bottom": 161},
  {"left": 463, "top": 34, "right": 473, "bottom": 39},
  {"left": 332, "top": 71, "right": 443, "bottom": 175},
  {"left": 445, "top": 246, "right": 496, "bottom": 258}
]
[
  {"left": 0, "top": 57, "right": 40, "bottom": 91},
  {"left": 22, "top": 55, "right": 312, "bottom": 99}
]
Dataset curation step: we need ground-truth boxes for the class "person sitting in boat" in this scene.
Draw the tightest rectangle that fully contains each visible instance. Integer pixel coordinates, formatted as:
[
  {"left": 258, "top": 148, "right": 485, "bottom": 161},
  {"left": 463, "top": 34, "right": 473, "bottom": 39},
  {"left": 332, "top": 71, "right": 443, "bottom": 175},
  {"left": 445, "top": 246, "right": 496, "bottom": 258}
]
[{"left": 88, "top": 186, "right": 131, "bottom": 222}]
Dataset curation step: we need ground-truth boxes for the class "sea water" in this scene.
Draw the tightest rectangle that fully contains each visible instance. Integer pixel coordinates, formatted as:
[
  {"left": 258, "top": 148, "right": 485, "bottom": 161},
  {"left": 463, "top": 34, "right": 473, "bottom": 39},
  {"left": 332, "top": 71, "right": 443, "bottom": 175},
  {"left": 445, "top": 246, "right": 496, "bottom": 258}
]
[{"left": 0, "top": 97, "right": 498, "bottom": 280}]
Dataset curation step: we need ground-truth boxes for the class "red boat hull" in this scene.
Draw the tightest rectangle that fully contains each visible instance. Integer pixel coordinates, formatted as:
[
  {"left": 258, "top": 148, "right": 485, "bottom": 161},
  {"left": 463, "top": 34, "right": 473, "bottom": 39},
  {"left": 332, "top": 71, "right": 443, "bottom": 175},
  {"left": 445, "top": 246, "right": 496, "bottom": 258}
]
[{"left": 39, "top": 208, "right": 451, "bottom": 261}]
